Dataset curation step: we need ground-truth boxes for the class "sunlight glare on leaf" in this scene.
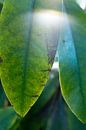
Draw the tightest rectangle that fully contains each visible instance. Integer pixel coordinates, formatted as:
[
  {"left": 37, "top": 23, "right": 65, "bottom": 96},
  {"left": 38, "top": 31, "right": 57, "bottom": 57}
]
[
  {"left": 52, "top": 62, "right": 59, "bottom": 70},
  {"left": 34, "top": 10, "right": 63, "bottom": 27},
  {"left": 50, "top": 61, "right": 59, "bottom": 79},
  {"left": 76, "top": 0, "right": 86, "bottom": 10}
]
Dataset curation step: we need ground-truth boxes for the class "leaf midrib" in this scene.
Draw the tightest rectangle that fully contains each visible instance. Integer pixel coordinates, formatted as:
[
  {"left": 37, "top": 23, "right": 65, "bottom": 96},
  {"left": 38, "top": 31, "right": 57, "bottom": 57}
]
[{"left": 21, "top": 0, "right": 36, "bottom": 106}]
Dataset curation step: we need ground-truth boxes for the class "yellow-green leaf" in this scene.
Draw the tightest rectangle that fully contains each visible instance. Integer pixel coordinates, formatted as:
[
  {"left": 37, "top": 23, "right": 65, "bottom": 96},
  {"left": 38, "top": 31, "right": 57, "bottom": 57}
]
[{"left": 0, "top": 0, "right": 59, "bottom": 117}]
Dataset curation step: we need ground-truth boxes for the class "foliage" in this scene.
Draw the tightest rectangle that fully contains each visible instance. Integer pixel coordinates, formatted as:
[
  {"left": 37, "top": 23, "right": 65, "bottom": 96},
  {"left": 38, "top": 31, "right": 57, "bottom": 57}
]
[
  {"left": 0, "top": 0, "right": 86, "bottom": 129},
  {"left": 58, "top": 0, "right": 86, "bottom": 123},
  {"left": 0, "top": 107, "right": 18, "bottom": 130}
]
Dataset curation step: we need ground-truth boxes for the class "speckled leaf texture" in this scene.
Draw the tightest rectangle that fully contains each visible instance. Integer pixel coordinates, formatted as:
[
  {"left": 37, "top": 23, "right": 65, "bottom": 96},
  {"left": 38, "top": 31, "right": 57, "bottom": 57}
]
[
  {"left": 0, "top": 0, "right": 59, "bottom": 117},
  {"left": 58, "top": 0, "right": 86, "bottom": 123}
]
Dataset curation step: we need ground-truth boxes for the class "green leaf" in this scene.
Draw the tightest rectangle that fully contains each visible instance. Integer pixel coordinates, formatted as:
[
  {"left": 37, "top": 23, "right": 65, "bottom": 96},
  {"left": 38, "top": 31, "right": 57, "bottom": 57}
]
[
  {"left": 9, "top": 117, "right": 21, "bottom": 130},
  {"left": 0, "top": 3, "right": 3, "bottom": 13},
  {"left": 18, "top": 87, "right": 60, "bottom": 130},
  {"left": 0, "top": 81, "right": 8, "bottom": 108},
  {"left": 0, "top": 107, "right": 17, "bottom": 130},
  {"left": 66, "top": 105, "right": 86, "bottom": 130},
  {"left": 45, "top": 97, "right": 68, "bottom": 130},
  {"left": 58, "top": 0, "right": 86, "bottom": 123},
  {"left": 0, "top": 0, "right": 59, "bottom": 117},
  {"left": 30, "top": 53, "right": 59, "bottom": 114},
  {"left": 0, "top": 0, "right": 4, "bottom": 4},
  {"left": 19, "top": 68, "right": 59, "bottom": 130}
]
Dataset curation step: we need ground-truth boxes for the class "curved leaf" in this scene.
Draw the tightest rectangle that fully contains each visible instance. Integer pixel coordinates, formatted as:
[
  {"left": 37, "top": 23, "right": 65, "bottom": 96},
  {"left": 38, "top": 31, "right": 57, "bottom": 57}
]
[
  {"left": 58, "top": 0, "right": 86, "bottom": 123},
  {"left": 0, "top": 81, "right": 7, "bottom": 108},
  {"left": 0, "top": 0, "right": 59, "bottom": 117},
  {"left": 0, "top": 107, "right": 17, "bottom": 130},
  {"left": 66, "top": 105, "right": 86, "bottom": 130},
  {"left": 29, "top": 50, "right": 59, "bottom": 114}
]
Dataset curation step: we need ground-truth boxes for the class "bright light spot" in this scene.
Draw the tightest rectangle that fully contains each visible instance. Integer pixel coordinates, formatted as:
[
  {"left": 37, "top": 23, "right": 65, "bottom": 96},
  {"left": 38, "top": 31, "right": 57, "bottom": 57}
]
[
  {"left": 52, "top": 62, "right": 59, "bottom": 70},
  {"left": 76, "top": 0, "right": 86, "bottom": 10},
  {"left": 34, "top": 10, "right": 63, "bottom": 27},
  {"left": 50, "top": 73, "right": 55, "bottom": 79},
  {"left": 50, "top": 62, "right": 59, "bottom": 79}
]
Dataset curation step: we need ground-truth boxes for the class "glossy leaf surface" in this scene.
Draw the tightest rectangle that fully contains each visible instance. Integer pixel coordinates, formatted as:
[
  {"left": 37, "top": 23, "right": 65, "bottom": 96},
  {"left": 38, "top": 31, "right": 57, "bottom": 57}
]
[
  {"left": 58, "top": 0, "right": 86, "bottom": 123},
  {"left": 67, "top": 106, "right": 86, "bottom": 130},
  {"left": 0, "top": 0, "right": 59, "bottom": 117}
]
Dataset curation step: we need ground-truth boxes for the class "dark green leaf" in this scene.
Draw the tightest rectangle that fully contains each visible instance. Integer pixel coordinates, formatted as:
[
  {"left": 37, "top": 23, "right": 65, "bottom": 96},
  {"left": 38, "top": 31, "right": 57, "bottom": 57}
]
[
  {"left": 0, "top": 107, "right": 17, "bottom": 130},
  {"left": 0, "top": 81, "right": 8, "bottom": 107},
  {"left": 0, "top": 0, "right": 4, "bottom": 4},
  {"left": 58, "top": 0, "right": 86, "bottom": 123},
  {"left": 45, "top": 96, "right": 68, "bottom": 130},
  {"left": 0, "top": 3, "right": 3, "bottom": 13},
  {"left": 66, "top": 104, "right": 86, "bottom": 130}
]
